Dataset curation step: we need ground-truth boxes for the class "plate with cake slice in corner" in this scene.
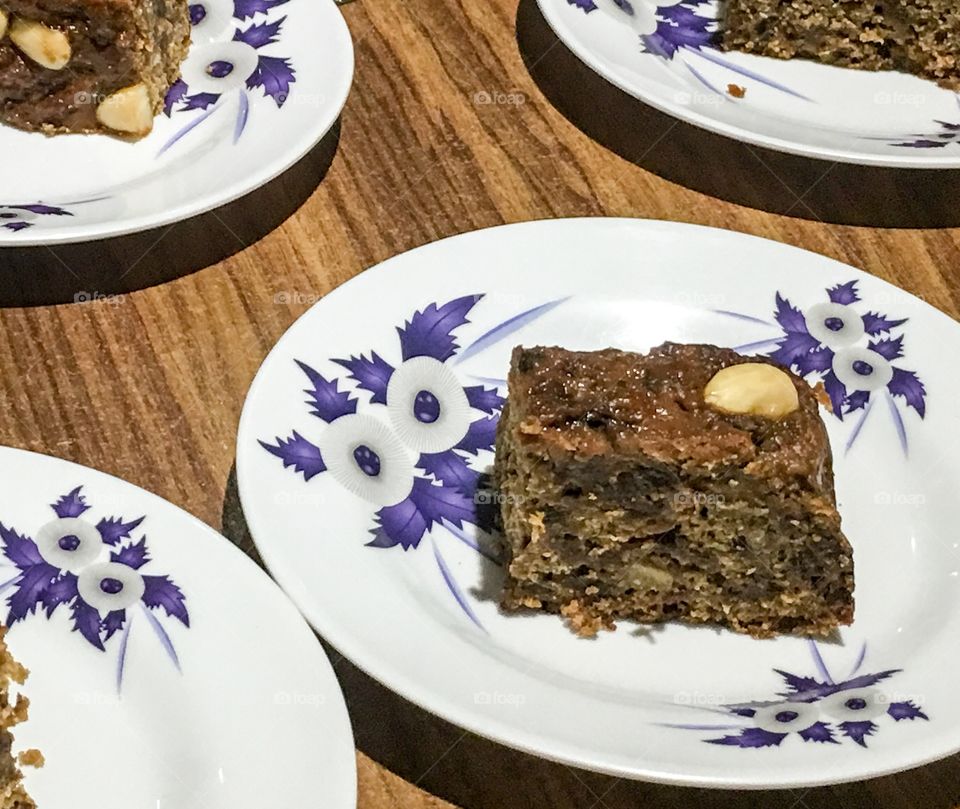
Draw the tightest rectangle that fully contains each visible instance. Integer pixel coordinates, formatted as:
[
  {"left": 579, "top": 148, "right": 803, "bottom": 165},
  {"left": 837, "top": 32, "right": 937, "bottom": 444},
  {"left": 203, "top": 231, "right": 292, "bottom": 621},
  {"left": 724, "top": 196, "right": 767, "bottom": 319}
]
[
  {"left": 237, "top": 217, "right": 960, "bottom": 788},
  {"left": 0, "top": 0, "right": 352, "bottom": 246},
  {"left": 0, "top": 446, "right": 356, "bottom": 809},
  {"left": 535, "top": 0, "right": 960, "bottom": 168}
]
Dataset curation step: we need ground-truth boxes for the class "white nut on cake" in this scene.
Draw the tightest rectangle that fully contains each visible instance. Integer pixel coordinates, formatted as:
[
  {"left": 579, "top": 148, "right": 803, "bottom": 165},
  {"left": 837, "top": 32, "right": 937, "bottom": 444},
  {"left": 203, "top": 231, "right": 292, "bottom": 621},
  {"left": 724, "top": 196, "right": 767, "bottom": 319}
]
[
  {"left": 9, "top": 18, "right": 71, "bottom": 70},
  {"left": 96, "top": 84, "right": 154, "bottom": 136},
  {"left": 703, "top": 363, "right": 800, "bottom": 420},
  {"left": 0, "top": 10, "right": 9, "bottom": 40}
]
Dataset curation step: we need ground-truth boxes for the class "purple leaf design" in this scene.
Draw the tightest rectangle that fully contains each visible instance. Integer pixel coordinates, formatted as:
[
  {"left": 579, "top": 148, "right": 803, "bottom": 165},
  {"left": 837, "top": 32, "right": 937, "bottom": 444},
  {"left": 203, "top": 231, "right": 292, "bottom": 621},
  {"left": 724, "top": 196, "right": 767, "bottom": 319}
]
[
  {"left": 0, "top": 525, "right": 43, "bottom": 568},
  {"left": 775, "top": 670, "right": 832, "bottom": 699},
  {"left": 260, "top": 431, "right": 326, "bottom": 480},
  {"left": 71, "top": 598, "right": 105, "bottom": 651},
  {"left": 42, "top": 573, "right": 77, "bottom": 618},
  {"left": 845, "top": 390, "right": 871, "bottom": 413},
  {"left": 97, "top": 515, "right": 145, "bottom": 546},
  {"left": 11, "top": 204, "right": 70, "bottom": 216},
  {"left": 455, "top": 416, "right": 498, "bottom": 455},
  {"left": 862, "top": 311, "right": 908, "bottom": 336},
  {"left": 641, "top": 2, "right": 717, "bottom": 59},
  {"left": 2, "top": 222, "right": 31, "bottom": 232},
  {"left": 164, "top": 78, "right": 188, "bottom": 116},
  {"left": 296, "top": 360, "right": 357, "bottom": 422},
  {"left": 869, "top": 336, "right": 904, "bottom": 361},
  {"left": 397, "top": 295, "right": 483, "bottom": 363},
  {"left": 332, "top": 352, "right": 395, "bottom": 405},
  {"left": 111, "top": 537, "right": 150, "bottom": 570},
  {"left": 464, "top": 385, "right": 506, "bottom": 414},
  {"left": 794, "top": 347, "right": 834, "bottom": 377},
  {"left": 887, "top": 368, "right": 926, "bottom": 417},
  {"left": 827, "top": 281, "right": 860, "bottom": 305},
  {"left": 371, "top": 478, "right": 477, "bottom": 550},
  {"left": 52, "top": 487, "right": 90, "bottom": 518},
  {"left": 183, "top": 92, "right": 221, "bottom": 111},
  {"left": 798, "top": 722, "right": 839, "bottom": 744},
  {"left": 6, "top": 563, "right": 58, "bottom": 624},
  {"left": 233, "top": 0, "right": 289, "bottom": 19},
  {"left": 822, "top": 371, "right": 847, "bottom": 418},
  {"left": 838, "top": 720, "right": 877, "bottom": 747},
  {"left": 417, "top": 451, "right": 479, "bottom": 494},
  {"left": 888, "top": 701, "right": 929, "bottom": 721},
  {"left": 234, "top": 17, "right": 284, "bottom": 49},
  {"left": 773, "top": 293, "right": 808, "bottom": 334},
  {"left": 566, "top": 0, "right": 597, "bottom": 9},
  {"left": 408, "top": 476, "right": 477, "bottom": 528},
  {"left": 768, "top": 331, "right": 820, "bottom": 370},
  {"left": 247, "top": 55, "right": 295, "bottom": 107},
  {"left": 707, "top": 728, "right": 788, "bottom": 748},
  {"left": 142, "top": 576, "right": 190, "bottom": 627},
  {"left": 102, "top": 609, "right": 126, "bottom": 641}
]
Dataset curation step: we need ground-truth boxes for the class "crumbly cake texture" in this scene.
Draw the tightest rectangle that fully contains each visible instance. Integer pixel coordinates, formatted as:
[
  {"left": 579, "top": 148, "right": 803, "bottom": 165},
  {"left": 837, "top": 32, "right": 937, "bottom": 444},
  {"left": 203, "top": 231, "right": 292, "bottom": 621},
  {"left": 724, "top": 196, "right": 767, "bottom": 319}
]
[
  {"left": 0, "top": 629, "right": 34, "bottom": 809},
  {"left": 494, "top": 343, "right": 855, "bottom": 639},
  {"left": 721, "top": 0, "right": 960, "bottom": 89},
  {"left": 0, "top": 0, "right": 190, "bottom": 137}
]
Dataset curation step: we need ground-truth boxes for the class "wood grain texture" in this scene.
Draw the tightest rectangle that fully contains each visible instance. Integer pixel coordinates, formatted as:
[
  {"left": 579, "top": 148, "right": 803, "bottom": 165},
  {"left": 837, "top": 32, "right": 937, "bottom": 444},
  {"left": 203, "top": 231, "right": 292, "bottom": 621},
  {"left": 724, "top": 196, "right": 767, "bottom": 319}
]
[{"left": 2, "top": 0, "right": 960, "bottom": 806}]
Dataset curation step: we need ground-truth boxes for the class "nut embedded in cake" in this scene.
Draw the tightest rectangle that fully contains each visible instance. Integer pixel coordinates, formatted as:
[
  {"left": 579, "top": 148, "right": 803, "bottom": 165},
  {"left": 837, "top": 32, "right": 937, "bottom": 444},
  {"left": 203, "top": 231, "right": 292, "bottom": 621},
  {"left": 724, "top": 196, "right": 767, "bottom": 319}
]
[
  {"left": 0, "top": 0, "right": 191, "bottom": 137},
  {"left": 493, "top": 343, "right": 855, "bottom": 639}
]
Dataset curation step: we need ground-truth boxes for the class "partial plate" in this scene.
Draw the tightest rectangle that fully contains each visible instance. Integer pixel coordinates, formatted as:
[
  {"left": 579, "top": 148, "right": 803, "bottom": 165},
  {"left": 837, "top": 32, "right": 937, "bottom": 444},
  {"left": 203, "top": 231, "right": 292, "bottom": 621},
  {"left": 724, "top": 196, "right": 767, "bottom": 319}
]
[
  {"left": 236, "top": 218, "right": 960, "bottom": 787},
  {"left": 0, "top": 447, "right": 356, "bottom": 808},
  {"left": 0, "top": 0, "right": 353, "bottom": 246},
  {"left": 536, "top": 0, "right": 960, "bottom": 168}
]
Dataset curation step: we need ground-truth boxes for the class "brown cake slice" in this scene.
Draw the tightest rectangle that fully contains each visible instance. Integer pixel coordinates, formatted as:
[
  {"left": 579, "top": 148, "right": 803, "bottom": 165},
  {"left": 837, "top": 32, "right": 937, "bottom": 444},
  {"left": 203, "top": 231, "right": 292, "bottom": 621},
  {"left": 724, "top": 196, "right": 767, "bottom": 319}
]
[
  {"left": 0, "top": 0, "right": 190, "bottom": 137},
  {"left": 494, "top": 343, "right": 855, "bottom": 639},
  {"left": 721, "top": 0, "right": 960, "bottom": 89},
  {"left": 0, "top": 629, "right": 35, "bottom": 809}
]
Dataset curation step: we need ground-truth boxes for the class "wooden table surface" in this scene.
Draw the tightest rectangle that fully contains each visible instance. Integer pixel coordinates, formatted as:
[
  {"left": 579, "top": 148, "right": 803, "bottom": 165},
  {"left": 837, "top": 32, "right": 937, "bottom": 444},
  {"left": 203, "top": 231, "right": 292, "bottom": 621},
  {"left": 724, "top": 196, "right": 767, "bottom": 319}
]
[{"left": 2, "top": 0, "right": 960, "bottom": 806}]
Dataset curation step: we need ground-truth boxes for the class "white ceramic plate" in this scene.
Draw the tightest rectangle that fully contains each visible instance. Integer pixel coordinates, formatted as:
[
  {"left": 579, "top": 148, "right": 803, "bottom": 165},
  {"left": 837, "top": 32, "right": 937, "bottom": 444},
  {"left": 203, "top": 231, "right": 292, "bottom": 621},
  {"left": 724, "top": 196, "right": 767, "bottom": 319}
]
[
  {"left": 0, "top": 447, "right": 356, "bottom": 808},
  {"left": 236, "top": 218, "right": 960, "bottom": 788},
  {"left": 0, "top": 0, "right": 353, "bottom": 246},
  {"left": 536, "top": 0, "right": 960, "bottom": 168}
]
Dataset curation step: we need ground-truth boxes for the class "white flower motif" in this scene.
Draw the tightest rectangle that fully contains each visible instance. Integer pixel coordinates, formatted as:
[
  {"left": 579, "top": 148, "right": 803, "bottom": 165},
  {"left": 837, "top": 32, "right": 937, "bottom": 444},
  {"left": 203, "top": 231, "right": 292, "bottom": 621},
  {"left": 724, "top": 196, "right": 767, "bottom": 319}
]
[
  {"left": 77, "top": 562, "right": 146, "bottom": 613},
  {"left": 181, "top": 41, "right": 259, "bottom": 95},
  {"left": 819, "top": 687, "right": 889, "bottom": 722},
  {"left": 751, "top": 701, "right": 820, "bottom": 734},
  {"left": 35, "top": 518, "right": 102, "bottom": 572},
  {"left": 832, "top": 347, "right": 893, "bottom": 392},
  {"left": 593, "top": 0, "right": 682, "bottom": 36},
  {"left": 386, "top": 357, "right": 473, "bottom": 454},
  {"left": 805, "top": 302, "right": 865, "bottom": 349},
  {"left": 188, "top": 0, "right": 234, "bottom": 41},
  {"left": 317, "top": 414, "right": 415, "bottom": 506}
]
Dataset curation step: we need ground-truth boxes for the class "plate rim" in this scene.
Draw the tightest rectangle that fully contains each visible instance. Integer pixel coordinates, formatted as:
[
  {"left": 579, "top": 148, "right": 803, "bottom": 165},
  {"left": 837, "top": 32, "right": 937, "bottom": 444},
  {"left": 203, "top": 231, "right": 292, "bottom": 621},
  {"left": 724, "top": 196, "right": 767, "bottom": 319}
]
[
  {"left": 0, "top": 0, "right": 354, "bottom": 247},
  {"left": 236, "top": 216, "right": 960, "bottom": 788},
  {"left": 534, "top": 0, "right": 960, "bottom": 170},
  {"left": 0, "top": 444, "right": 359, "bottom": 808}
]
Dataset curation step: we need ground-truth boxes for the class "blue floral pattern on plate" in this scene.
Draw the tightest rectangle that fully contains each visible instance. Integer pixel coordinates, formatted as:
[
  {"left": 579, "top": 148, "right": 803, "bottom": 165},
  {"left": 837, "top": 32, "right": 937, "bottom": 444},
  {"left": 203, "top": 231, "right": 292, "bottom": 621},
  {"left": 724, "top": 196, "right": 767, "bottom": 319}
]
[
  {"left": 0, "top": 487, "right": 189, "bottom": 691},
  {"left": 717, "top": 280, "right": 926, "bottom": 454},
  {"left": 161, "top": 0, "right": 296, "bottom": 153},
  {"left": 663, "top": 640, "right": 929, "bottom": 748},
  {"left": 261, "top": 294, "right": 565, "bottom": 629}
]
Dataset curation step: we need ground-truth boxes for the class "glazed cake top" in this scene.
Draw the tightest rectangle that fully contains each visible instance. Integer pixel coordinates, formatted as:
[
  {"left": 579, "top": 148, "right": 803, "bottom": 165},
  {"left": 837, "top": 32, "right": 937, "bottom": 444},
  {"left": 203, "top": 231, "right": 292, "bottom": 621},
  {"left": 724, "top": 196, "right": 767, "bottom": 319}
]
[{"left": 507, "top": 343, "right": 834, "bottom": 491}]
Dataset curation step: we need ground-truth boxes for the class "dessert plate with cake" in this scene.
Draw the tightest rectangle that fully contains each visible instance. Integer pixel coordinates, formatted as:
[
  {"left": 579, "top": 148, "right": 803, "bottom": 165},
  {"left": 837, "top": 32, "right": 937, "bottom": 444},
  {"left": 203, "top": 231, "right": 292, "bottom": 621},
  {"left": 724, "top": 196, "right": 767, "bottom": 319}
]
[
  {"left": 0, "top": 0, "right": 353, "bottom": 245},
  {"left": 0, "top": 447, "right": 356, "bottom": 808},
  {"left": 236, "top": 218, "right": 960, "bottom": 787},
  {"left": 535, "top": 0, "right": 960, "bottom": 167}
]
